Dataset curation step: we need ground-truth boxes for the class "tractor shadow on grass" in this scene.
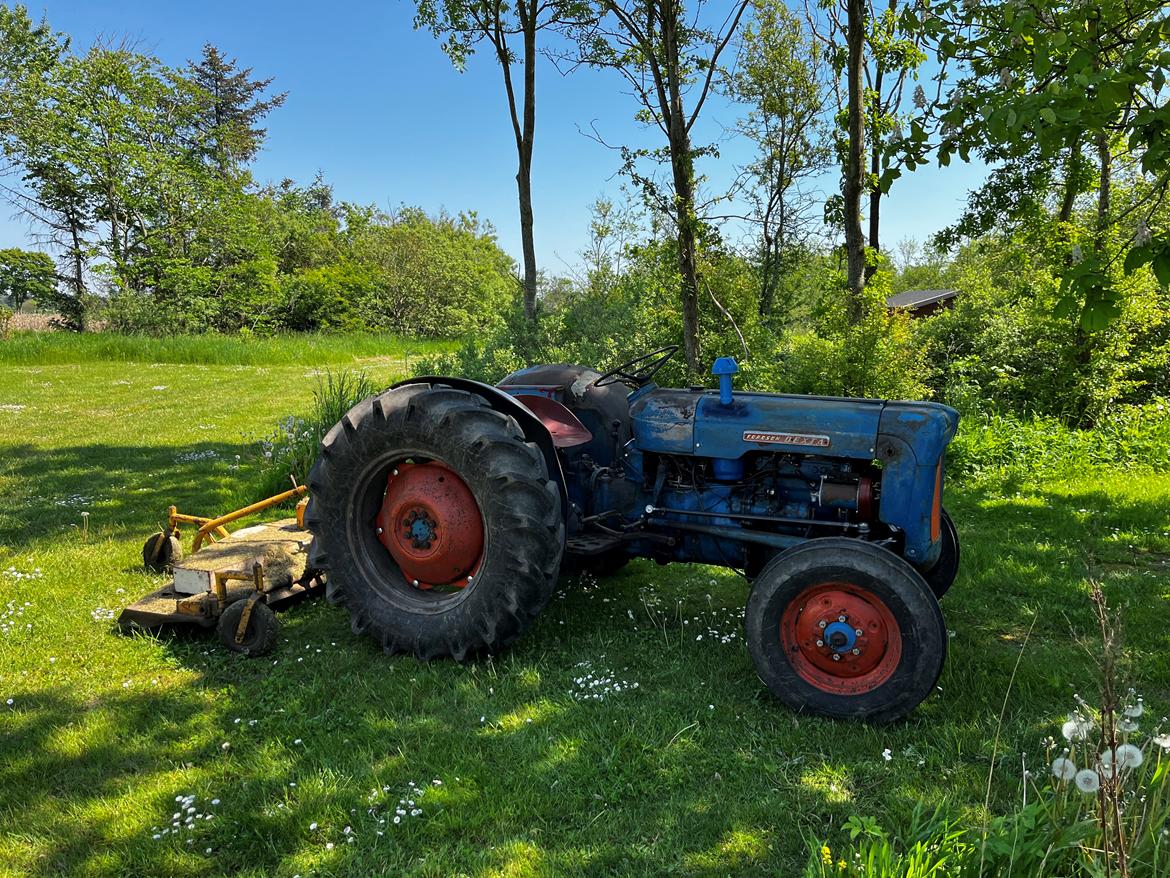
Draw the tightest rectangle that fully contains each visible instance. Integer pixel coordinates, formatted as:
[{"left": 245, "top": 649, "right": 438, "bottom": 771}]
[{"left": 0, "top": 440, "right": 274, "bottom": 549}]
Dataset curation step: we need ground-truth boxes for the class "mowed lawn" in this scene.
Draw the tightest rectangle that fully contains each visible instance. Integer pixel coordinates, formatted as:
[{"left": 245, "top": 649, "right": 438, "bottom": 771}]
[{"left": 1, "top": 341, "right": 1168, "bottom": 877}]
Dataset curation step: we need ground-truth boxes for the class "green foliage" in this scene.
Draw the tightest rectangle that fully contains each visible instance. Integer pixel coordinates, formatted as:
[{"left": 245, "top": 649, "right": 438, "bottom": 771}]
[
  {"left": 949, "top": 401, "right": 1170, "bottom": 481},
  {"left": 921, "top": 0, "right": 1170, "bottom": 329},
  {"left": 253, "top": 370, "right": 378, "bottom": 497},
  {"left": 416, "top": 237, "right": 933, "bottom": 401},
  {"left": 913, "top": 233, "right": 1170, "bottom": 425},
  {"left": 767, "top": 275, "right": 931, "bottom": 400},
  {"left": 804, "top": 807, "right": 971, "bottom": 877},
  {"left": 0, "top": 248, "right": 56, "bottom": 309},
  {"left": 0, "top": 13, "right": 511, "bottom": 339}
]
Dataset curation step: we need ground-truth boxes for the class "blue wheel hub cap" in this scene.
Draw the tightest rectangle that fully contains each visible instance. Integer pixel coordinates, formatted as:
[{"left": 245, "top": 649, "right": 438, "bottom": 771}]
[
  {"left": 823, "top": 620, "right": 857, "bottom": 653},
  {"left": 403, "top": 508, "right": 438, "bottom": 549}
]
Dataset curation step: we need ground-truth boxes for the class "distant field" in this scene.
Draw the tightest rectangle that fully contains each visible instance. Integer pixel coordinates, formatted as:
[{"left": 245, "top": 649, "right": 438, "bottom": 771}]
[
  {"left": 0, "top": 330, "right": 456, "bottom": 367},
  {"left": 0, "top": 339, "right": 1168, "bottom": 876}
]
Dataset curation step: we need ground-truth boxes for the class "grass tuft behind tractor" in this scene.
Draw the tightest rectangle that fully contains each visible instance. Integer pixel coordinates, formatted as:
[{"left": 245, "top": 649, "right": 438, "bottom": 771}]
[{"left": 304, "top": 347, "right": 960, "bottom": 722}]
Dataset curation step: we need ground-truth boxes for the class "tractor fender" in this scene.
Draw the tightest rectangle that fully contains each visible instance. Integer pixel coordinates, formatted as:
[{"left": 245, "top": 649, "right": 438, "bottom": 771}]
[{"left": 391, "top": 376, "right": 569, "bottom": 521}]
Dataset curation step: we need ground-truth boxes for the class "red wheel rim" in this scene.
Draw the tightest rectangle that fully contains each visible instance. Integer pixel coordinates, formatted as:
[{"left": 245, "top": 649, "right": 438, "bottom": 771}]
[
  {"left": 375, "top": 462, "right": 484, "bottom": 590},
  {"left": 779, "top": 582, "right": 902, "bottom": 695}
]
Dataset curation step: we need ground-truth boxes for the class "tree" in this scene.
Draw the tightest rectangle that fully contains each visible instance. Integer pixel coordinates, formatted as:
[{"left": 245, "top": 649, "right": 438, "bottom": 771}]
[
  {"left": 187, "top": 44, "right": 286, "bottom": 175},
  {"left": 575, "top": 0, "right": 750, "bottom": 371},
  {"left": 414, "top": 1, "right": 591, "bottom": 322},
  {"left": 809, "top": 0, "right": 931, "bottom": 319},
  {"left": 726, "top": 0, "right": 830, "bottom": 318},
  {"left": 0, "top": 248, "right": 56, "bottom": 309},
  {"left": 923, "top": 0, "right": 1170, "bottom": 330}
]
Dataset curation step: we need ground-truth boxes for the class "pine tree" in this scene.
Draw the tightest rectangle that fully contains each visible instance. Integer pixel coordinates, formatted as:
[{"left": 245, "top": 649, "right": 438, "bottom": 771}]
[{"left": 188, "top": 44, "right": 286, "bottom": 174}]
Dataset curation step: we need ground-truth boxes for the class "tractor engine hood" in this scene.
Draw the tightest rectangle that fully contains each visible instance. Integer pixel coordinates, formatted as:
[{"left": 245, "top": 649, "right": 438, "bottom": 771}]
[{"left": 630, "top": 388, "right": 959, "bottom": 466}]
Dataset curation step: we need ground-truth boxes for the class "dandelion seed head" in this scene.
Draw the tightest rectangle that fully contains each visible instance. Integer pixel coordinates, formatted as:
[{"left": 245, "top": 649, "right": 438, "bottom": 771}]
[
  {"left": 1116, "top": 743, "right": 1143, "bottom": 769},
  {"left": 1051, "top": 757, "right": 1077, "bottom": 781},
  {"left": 1075, "top": 768, "right": 1101, "bottom": 794}
]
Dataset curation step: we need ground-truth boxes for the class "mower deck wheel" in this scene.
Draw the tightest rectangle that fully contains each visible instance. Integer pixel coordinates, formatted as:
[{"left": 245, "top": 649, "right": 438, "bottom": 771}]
[
  {"left": 143, "top": 531, "right": 183, "bottom": 573},
  {"left": 217, "top": 599, "right": 279, "bottom": 656}
]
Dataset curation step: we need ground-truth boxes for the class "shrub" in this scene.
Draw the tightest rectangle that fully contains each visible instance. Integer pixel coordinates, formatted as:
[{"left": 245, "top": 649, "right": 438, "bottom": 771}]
[
  {"left": 415, "top": 243, "right": 933, "bottom": 402},
  {"left": 949, "top": 398, "right": 1170, "bottom": 479}
]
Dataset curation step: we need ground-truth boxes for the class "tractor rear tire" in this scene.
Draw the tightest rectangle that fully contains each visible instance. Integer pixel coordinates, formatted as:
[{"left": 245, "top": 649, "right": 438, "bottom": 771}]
[
  {"left": 922, "top": 509, "right": 960, "bottom": 600},
  {"left": 745, "top": 538, "right": 946, "bottom": 723},
  {"left": 304, "top": 383, "right": 564, "bottom": 661}
]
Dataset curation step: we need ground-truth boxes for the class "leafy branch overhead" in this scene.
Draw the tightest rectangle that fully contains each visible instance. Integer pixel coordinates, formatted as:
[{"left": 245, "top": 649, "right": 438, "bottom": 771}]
[{"left": 909, "top": 0, "right": 1170, "bottom": 330}]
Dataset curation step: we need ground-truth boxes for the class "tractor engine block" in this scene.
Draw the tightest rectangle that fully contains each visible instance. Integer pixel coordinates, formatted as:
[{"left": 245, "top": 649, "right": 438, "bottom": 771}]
[{"left": 571, "top": 451, "right": 885, "bottom": 574}]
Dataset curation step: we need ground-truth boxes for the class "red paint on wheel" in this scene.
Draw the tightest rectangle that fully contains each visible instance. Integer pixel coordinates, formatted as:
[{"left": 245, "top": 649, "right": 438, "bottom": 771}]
[
  {"left": 779, "top": 582, "right": 902, "bottom": 695},
  {"left": 376, "top": 462, "right": 484, "bottom": 589}
]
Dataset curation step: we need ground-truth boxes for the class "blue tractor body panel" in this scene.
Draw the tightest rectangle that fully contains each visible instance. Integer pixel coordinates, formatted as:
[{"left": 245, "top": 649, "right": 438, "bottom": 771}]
[{"left": 497, "top": 356, "right": 958, "bottom": 577}]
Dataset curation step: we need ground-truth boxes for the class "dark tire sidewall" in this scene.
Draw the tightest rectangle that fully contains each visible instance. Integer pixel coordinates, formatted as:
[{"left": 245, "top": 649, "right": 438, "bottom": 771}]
[
  {"left": 746, "top": 539, "right": 946, "bottom": 723},
  {"left": 308, "top": 385, "right": 564, "bottom": 658}
]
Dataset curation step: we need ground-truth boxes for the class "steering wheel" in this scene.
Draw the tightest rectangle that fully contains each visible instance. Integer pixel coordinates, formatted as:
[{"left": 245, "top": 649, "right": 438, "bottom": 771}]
[{"left": 594, "top": 345, "right": 679, "bottom": 388}]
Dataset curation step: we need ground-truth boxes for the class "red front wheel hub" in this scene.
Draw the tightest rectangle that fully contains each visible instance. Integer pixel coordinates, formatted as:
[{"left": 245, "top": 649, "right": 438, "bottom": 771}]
[
  {"left": 375, "top": 462, "right": 484, "bottom": 589},
  {"left": 780, "top": 582, "right": 902, "bottom": 695}
]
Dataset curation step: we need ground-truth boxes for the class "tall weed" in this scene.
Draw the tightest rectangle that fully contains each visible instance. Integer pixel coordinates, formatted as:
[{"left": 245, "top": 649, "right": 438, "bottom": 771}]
[
  {"left": 251, "top": 370, "right": 378, "bottom": 497},
  {"left": 949, "top": 399, "right": 1170, "bottom": 479}
]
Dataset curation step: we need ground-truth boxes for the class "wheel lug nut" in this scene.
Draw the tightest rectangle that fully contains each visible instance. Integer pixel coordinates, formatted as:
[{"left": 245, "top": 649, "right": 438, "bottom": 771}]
[
  {"left": 852, "top": 648, "right": 860, "bottom": 655},
  {"left": 376, "top": 527, "right": 383, "bottom": 534},
  {"left": 832, "top": 654, "right": 841, "bottom": 661},
  {"left": 855, "top": 628, "right": 864, "bottom": 637},
  {"left": 818, "top": 620, "right": 827, "bottom": 629},
  {"left": 816, "top": 639, "right": 824, "bottom": 647},
  {"left": 837, "top": 615, "right": 846, "bottom": 622},
  {"left": 412, "top": 579, "right": 419, "bottom": 587}
]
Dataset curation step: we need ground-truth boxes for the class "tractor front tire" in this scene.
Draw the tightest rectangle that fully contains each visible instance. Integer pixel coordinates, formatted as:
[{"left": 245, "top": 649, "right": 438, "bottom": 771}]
[
  {"left": 305, "top": 384, "right": 564, "bottom": 661},
  {"left": 922, "top": 509, "right": 960, "bottom": 600},
  {"left": 745, "top": 538, "right": 946, "bottom": 723}
]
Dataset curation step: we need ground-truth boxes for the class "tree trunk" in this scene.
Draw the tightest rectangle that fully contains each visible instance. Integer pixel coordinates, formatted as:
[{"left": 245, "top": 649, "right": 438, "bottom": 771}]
[
  {"left": 517, "top": 0, "right": 539, "bottom": 321},
  {"left": 1058, "top": 138, "right": 1082, "bottom": 223},
  {"left": 663, "top": 2, "right": 702, "bottom": 371},
  {"left": 842, "top": 0, "right": 867, "bottom": 324},
  {"left": 672, "top": 153, "right": 702, "bottom": 371},
  {"left": 1095, "top": 132, "right": 1111, "bottom": 247},
  {"left": 866, "top": 152, "right": 881, "bottom": 277},
  {"left": 865, "top": 59, "right": 884, "bottom": 280}
]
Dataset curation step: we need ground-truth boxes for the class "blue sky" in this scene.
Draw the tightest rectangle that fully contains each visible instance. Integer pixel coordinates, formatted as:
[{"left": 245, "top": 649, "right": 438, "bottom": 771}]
[{"left": 2, "top": 0, "right": 987, "bottom": 271}]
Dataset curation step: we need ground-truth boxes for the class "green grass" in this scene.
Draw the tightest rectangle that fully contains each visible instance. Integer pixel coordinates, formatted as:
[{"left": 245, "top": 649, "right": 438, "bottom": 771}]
[
  {"left": 1, "top": 349, "right": 1168, "bottom": 876},
  {"left": 0, "top": 330, "right": 456, "bottom": 366}
]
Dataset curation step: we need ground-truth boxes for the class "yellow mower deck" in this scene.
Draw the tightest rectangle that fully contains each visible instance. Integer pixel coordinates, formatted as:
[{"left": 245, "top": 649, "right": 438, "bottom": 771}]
[{"left": 120, "top": 518, "right": 323, "bottom": 629}]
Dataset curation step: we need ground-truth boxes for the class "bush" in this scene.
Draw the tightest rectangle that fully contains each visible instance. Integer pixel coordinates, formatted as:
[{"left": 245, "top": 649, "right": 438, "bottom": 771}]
[
  {"left": 914, "top": 236, "right": 1170, "bottom": 426},
  {"left": 415, "top": 243, "right": 933, "bottom": 402},
  {"left": 949, "top": 399, "right": 1170, "bottom": 480}
]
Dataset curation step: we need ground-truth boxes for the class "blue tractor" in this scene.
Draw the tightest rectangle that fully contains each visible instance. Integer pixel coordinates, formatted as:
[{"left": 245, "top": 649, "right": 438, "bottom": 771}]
[{"left": 306, "top": 346, "right": 959, "bottom": 722}]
